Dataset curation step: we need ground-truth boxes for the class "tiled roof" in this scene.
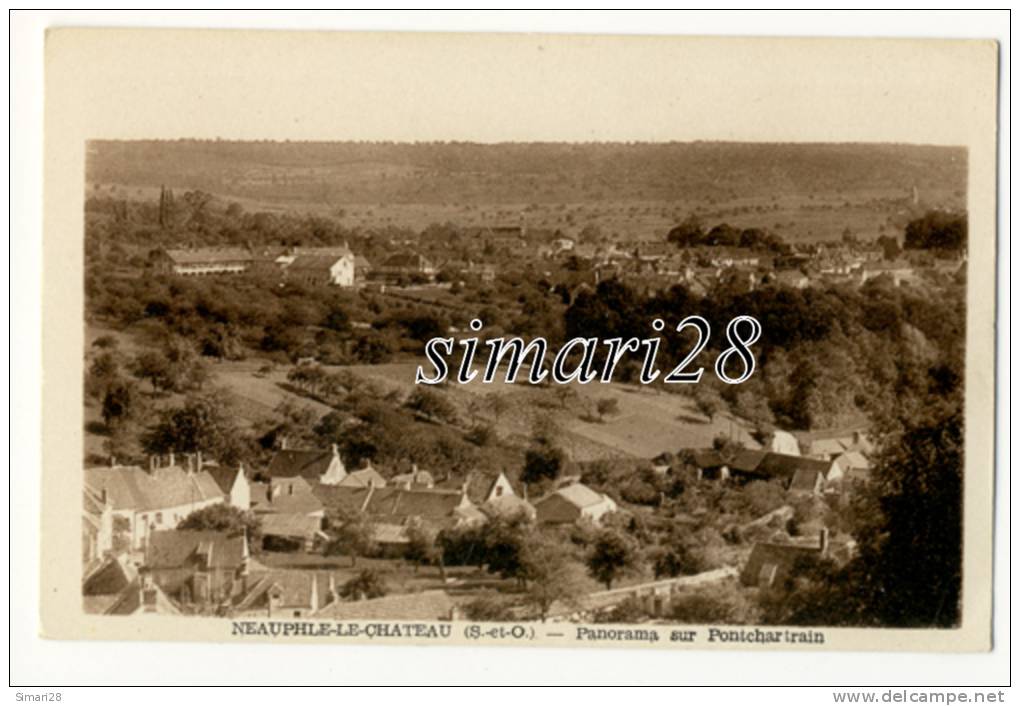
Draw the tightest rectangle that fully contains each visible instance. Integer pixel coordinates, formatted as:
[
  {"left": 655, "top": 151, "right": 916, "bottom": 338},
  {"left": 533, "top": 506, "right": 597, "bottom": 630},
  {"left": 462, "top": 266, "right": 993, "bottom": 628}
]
[
  {"left": 288, "top": 254, "right": 347, "bottom": 272},
  {"left": 340, "top": 467, "right": 387, "bottom": 488},
  {"left": 756, "top": 454, "right": 831, "bottom": 481},
  {"left": 164, "top": 247, "right": 253, "bottom": 265},
  {"left": 549, "top": 483, "right": 605, "bottom": 509},
  {"left": 82, "top": 484, "right": 108, "bottom": 525},
  {"left": 251, "top": 477, "right": 324, "bottom": 515},
  {"left": 313, "top": 590, "right": 457, "bottom": 621},
  {"left": 103, "top": 579, "right": 181, "bottom": 616},
  {"left": 205, "top": 465, "right": 243, "bottom": 495},
  {"left": 260, "top": 513, "right": 324, "bottom": 540},
  {"left": 266, "top": 449, "right": 335, "bottom": 480},
  {"left": 740, "top": 540, "right": 825, "bottom": 587},
  {"left": 363, "top": 487, "right": 470, "bottom": 525},
  {"left": 310, "top": 484, "right": 372, "bottom": 515},
  {"left": 235, "top": 570, "right": 334, "bottom": 612},
  {"left": 788, "top": 468, "right": 824, "bottom": 492},
  {"left": 145, "top": 530, "right": 248, "bottom": 571},
  {"left": 834, "top": 450, "right": 870, "bottom": 472},
  {"left": 83, "top": 555, "right": 137, "bottom": 596},
  {"left": 84, "top": 465, "right": 225, "bottom": 512},
  {"left": 293, "top": 245, "right": 353, "bottom": 258}
]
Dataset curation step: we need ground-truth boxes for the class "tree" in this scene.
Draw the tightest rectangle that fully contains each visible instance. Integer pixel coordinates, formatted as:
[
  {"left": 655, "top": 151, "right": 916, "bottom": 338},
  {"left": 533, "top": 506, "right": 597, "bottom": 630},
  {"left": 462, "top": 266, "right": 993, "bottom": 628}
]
[
  {"left": 101, "top": 379, "right": 140, "bottom": 429},
  {"left": 595, "top": 397, "right": 619, "bottom": 422},
  {"left": 325, "top": 512, "right": 378, "bottom": 567},
  {"left": 132, "top": 350, "right": 173, "bottom": 393},
  {"left": 405, "top": 523, "right": 445, "bottom": 578},
  {"left": 178, "top": 503, "right": 262, "bottom": 548},
  {"left": 143, "top": 392, "right": 247, "bottom": 465},
  {"left": 521, "top": 442, "right": 567, "bottom": 485},
  {"left": 340, "top": 569, "right": 388, "bottom": 600},
  {"left": 666, "top": 214, "right": 705, "bottom": 247},
  {"left": 482, "top": 515, "right": 533, "bottom": 583},
  {"left": 463, "top": 592, "right": 516, "bottom": 621},
  {"left": 520, "top": 534, "right": 587, "bottom": 622},
  {"left": 903, "top": 211, "right": 967, "bottom": 251},
  {"left": 86, "top": 352, "right": 121, "bottom": 400},
  {"left": 405, "top": 388, "right": 458, "bottom": 425},
  {"left": 768, "top": 401, "right": 963, "bottom": 628},
  {"left": 586, "top": 527, "right": 641, "bottom": 589}
]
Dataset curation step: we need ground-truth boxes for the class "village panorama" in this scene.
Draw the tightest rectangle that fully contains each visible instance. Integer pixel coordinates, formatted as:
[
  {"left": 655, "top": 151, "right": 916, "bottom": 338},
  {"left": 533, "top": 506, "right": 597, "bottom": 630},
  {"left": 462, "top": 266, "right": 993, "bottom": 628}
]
[{"left": 82, "top": 140, "right": 966, "bottom": 628}]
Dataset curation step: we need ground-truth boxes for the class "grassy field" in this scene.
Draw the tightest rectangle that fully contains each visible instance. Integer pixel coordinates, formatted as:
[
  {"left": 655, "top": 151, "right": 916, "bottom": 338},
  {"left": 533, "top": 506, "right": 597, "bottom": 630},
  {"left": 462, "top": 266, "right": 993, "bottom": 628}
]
[{"left": 343, "top": 360, "right": 758, "bottom": 461}]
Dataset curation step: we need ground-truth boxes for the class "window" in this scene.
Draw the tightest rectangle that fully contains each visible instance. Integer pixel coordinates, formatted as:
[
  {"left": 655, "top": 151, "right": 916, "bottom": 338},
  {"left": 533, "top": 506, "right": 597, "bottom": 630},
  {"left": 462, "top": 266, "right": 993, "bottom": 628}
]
[{"left": 155, "top": 512, "right": 163, "bottom": 524}]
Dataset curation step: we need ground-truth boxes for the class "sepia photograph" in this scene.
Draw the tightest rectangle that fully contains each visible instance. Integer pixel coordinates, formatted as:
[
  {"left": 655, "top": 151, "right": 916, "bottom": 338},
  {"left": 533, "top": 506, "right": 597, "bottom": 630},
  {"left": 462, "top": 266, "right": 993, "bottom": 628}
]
[
  {"left": 13, "top": 11, "right": 1007, "bottom": 691},
  {"left": 79, "top": 138, "right": 970, "bottom": 632}
]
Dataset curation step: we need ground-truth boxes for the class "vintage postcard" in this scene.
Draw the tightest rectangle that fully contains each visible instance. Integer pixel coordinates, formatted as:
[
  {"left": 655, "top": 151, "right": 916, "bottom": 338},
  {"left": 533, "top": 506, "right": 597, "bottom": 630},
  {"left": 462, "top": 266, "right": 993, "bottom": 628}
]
[{"left": 40, "top": 28, "right": 998, "bottom": 652}]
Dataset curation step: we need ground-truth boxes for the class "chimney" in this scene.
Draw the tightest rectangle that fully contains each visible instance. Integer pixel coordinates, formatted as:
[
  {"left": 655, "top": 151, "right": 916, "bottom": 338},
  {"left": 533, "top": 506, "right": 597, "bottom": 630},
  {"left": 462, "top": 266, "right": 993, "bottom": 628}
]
[
  {"left": 197, "top": 451, "right": 203, "bottom": 469},
  {"left": 168, "top": 451, "right": 175, "bottom": 468},
  {"left": 522, "top": 483, "right": 529, "bottom": 501},
  {"left": 818, "top": 528, "right": 830, "bottom": 556},
  {"left": 109, "top": 456, "right": 116, "bottom": 467},
  {"left": 331, "top": 443, "right": 339, "bottom": 458},
  {"left": 280, "top": 435, "right": 289, "bottom": 451},
  {"left": 149, "top": 455, "right": 157, "bottom": 472}
]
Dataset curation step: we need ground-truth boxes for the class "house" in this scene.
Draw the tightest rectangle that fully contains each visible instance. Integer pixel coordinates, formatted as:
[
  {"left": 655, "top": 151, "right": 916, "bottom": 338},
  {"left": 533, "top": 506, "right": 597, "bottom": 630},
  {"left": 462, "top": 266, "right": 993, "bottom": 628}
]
[
  {"left": 144, "top": 529, "right": 251, "bottom": 608},
  {"left": 250, "top": 476, "right": 326, "bottom": 551},
  {"left": 740, "top": 529, "right": 829, "bottom": 589},
  {"left": 354, "top": 255, "right": 373, "bottom": 280},
  {"left": 755, "top": 454, "right": 836, "bottom": 490},
  {"left": 285, "top": 254, "right": 356, "bottom": 287},
  {"left": 391, "top": 464, "right": 435, "bottom": 490},
  {"left": 831, "top": 450, "right": 872, "bottom": 485},
  {"left": 860, "top": 261, "right": 917, "bottom": 287},
  {"left": 83, "top": 484, "right": 114, "bottom": 566},
  {"left": 232, "top": 570, "right": 338, "bottom": 618},
  {"left": 763, "top": 430, "right": 801, "bottom": 456},
  {"left": 361, "top": 486, "right": 484, "bottom": 532},
  {"left": 478, "top": 471, "right": 536, "bottom": 521},
  {"left": 683, "top": 448, "right": 767, "bottom": 482},
  {"left": 312, "top": 589, "right": 459, "bottom": 621},
  {"left": 85, "top": 559, "right": 181, "bottom": 617},
  {"left": 534, "top": 482, "right": 618, "bottom": 526},
  {"left": 83, "top": 554, "right": 139, "bottom": 615},
  {"left": 206, "top": 464, "right": 251, "bottom": 510},
  {"left": 787, "top": 467, "right": 826, "bottom": 496},
  {"left": 354, "top": 486, "right": 484, "bottom": 558},
  {"left": 795, "top": 427, "right": 873, "bottom": 460},
  {"left": 151, "top": 247, "right": 253, "bottom": 276},
  {"left": 682, "top": 449, "right": 836, "bottom": 491},
  {"left": 375, "top": 252, "right": 437, "bottom": 281},
  {"left": 337, "top": 462, "right": 387, "bottom": 489},
  {"left": 85, "top": 457, "right": 226, "bottom": 550},
  {"left": 265, "top": 445, "right": 347, "bottom": 485},
  {"left": 259, "top": 513, "right": 328, "bottom": 552}
]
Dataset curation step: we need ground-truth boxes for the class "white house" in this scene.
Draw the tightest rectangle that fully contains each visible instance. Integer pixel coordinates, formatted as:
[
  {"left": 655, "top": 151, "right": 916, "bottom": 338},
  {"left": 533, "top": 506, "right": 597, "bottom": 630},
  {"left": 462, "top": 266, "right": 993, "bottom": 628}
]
[
  {"left": 265, "top": 445, "right": 347, "bottom": 485},
  {"left": 207, "top": 464, "right": 251, "bottom": 511},
  {"left": 285, "top": 254, "right": 356, "bottom": 287},
  {"left": 85, "top": 456, "right": 226, "bottom": 551},
  {"left": 534, "top": 482, "right": 618, "bottom": 526}
]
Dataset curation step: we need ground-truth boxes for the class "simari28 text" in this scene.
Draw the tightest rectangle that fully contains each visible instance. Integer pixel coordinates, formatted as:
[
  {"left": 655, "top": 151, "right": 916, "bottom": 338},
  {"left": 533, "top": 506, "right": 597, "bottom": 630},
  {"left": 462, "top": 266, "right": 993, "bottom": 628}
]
[{"left": 415, "top": 315, "right": 762, "bottom": 386}]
